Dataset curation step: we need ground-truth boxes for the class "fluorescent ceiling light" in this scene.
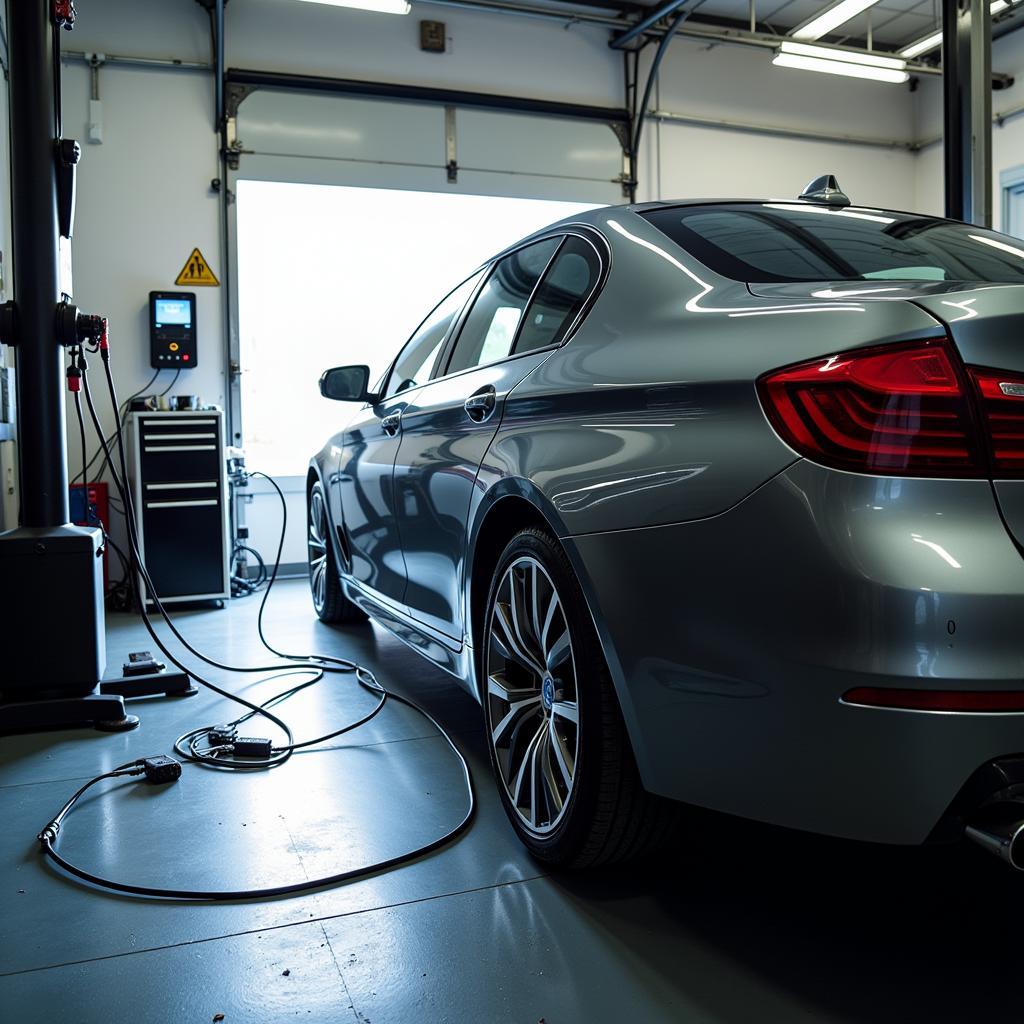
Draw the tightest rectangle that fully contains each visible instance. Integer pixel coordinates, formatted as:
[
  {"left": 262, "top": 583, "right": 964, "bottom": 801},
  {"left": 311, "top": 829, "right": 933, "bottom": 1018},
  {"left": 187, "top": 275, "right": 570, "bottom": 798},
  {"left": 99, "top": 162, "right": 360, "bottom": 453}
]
[
  {"left": 295, "top": 0, "right": 412, "bottom": 14},
  {"left": 898, "top": 30, "right": 942, "bottom": 59},
  {"left": 779, "top": 40, "right": 905, "bottom": 70},
  {"left": 772, "top": 52, "right": 910, "bottom": 83},
  {"left": 793, "top": 0, "right": 883, "bottom": 41},
  {"left": 900, "top": 1, "right": 1012, "bottom": 59}
]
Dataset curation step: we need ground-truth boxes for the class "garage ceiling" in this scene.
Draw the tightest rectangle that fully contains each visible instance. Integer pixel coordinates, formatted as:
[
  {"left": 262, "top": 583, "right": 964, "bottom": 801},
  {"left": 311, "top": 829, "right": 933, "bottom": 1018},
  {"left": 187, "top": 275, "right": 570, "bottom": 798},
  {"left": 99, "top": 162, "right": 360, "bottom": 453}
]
[{"left": 569, "top": 0, "right": 1024, "bottom": 53}]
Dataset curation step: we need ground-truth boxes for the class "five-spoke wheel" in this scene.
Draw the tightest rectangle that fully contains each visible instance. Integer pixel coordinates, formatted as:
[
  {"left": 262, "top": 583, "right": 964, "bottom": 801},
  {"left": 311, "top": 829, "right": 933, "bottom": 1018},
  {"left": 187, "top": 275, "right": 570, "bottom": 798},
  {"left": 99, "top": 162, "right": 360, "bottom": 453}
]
[{"left": 486, "top": 555, "right": 580, "bottom": 835}]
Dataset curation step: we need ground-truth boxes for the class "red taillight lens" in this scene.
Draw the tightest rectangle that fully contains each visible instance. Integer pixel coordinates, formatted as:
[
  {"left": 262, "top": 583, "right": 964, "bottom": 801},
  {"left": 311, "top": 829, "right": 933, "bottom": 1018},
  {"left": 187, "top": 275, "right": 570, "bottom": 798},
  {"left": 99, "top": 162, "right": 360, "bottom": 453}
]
[
  {"left": 758, "top": 340, "right": 982, "bottom": 477},
  {"left": 968, "top": 368, "right": 1024, "bottom": 476}
]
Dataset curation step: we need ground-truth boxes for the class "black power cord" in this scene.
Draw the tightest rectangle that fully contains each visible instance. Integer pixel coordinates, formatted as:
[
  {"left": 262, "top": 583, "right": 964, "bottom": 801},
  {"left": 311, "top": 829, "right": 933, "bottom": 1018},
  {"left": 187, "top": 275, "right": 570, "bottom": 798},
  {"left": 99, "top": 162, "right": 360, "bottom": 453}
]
[{"left": 37, "top": 344, "right": 475, "bottom": 900}]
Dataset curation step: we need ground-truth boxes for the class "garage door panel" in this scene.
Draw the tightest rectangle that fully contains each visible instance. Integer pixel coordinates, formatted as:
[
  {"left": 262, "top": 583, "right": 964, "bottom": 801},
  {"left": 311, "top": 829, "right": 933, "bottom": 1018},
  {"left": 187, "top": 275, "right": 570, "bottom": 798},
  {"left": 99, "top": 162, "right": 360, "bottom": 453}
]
[
  {"left": 234, "top": 90, "right": 622, "bottom": 204},
  {"left": 238, "top": 89, "right": 444, "bottom": 165},
  {"left": 457, "top": 108, "right": 621, "bottom": 186}
]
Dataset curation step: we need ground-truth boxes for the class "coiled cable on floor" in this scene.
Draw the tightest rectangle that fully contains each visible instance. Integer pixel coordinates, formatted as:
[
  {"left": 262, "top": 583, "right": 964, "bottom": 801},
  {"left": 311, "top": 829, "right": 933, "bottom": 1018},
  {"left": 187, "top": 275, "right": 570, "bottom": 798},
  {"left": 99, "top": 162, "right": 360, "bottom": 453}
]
[{"left": 36, "top": 347, "right": 476, "bottom": 901}]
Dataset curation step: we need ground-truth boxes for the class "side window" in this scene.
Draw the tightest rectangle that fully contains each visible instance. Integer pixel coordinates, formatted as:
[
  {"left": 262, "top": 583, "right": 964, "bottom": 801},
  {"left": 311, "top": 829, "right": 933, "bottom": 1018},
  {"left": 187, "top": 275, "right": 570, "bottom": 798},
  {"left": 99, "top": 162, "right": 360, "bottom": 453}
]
[
  {"left": 445, "top": 238, "right": 559, "bottom": 376},
  {"left": 385, "top": 272, "right": 483, "bottom": 399},
  {"left": 514, "top": 237, "right": 601, "bottom": 355}
]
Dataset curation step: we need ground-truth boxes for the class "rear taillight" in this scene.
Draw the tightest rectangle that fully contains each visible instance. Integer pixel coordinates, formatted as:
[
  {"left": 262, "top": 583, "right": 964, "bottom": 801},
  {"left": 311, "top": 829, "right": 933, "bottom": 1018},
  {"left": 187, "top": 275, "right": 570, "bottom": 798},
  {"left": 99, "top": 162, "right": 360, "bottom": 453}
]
[
  {"left": 968, "top": 368, "right": 1024, "bottom": 476},
  {"left": 757, "top": 340, "right": 984, "bottom": 477}
]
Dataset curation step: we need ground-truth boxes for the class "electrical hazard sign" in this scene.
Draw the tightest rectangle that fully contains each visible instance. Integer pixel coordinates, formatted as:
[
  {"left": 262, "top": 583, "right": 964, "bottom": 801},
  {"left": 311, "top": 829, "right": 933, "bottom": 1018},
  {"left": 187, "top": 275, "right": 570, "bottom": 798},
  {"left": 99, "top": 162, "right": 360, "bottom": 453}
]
[{"left": 175, "top": 247, "right": 220, "bottom": 287}]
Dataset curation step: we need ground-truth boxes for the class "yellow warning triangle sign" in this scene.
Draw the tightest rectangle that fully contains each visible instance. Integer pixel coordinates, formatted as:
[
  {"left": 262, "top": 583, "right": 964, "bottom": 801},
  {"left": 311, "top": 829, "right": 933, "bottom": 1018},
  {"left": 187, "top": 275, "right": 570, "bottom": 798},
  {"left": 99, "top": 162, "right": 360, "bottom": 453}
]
[{"left": 175, "top": 247, "right": 220, "bottom": 287}]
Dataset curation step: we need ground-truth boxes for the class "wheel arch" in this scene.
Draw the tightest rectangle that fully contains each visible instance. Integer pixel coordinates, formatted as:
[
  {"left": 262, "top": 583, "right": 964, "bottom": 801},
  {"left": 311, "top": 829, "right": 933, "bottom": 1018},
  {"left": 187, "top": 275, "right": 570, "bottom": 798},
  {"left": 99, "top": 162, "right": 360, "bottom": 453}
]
[{"left": 466, "top": 481, "right": 649, "bottom": 778}]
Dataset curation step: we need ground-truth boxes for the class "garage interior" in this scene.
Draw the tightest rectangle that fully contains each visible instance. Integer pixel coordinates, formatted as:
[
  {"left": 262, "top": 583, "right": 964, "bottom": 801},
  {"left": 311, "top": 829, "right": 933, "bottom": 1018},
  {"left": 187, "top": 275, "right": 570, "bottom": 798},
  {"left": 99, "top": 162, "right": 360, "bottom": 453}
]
[{"left": 4, "top": 0, "right": 1024, "bottom": 1020}]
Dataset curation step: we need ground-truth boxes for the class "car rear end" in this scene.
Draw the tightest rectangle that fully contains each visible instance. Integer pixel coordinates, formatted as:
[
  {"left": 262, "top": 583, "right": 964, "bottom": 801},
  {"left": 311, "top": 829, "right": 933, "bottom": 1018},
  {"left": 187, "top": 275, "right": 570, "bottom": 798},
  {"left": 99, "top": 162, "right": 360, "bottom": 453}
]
[{"left": 569, "top": 202, "right": 1024, "bottom": 859}]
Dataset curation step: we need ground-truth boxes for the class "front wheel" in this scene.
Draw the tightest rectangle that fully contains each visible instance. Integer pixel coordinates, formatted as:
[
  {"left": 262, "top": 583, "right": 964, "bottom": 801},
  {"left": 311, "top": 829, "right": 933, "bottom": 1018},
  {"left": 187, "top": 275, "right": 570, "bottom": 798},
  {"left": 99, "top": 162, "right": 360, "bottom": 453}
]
[
  {"left": 482, "top": 527, "right": 675, "bottom": 867},
  {"left": 308, "top": 481, "right": 366, "bottom": 624}
]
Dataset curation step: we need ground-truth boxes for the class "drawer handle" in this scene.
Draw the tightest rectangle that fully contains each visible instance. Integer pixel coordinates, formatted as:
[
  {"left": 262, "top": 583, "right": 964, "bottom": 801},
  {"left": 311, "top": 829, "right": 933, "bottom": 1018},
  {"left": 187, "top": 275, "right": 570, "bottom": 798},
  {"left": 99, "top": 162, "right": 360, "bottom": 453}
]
[
  {"left": 141, "top": 418, "right": 216, "bottom": 426},
  {"left": 145, "top": 499, "right": 219, "bottom": 509},
  {"left": 145, "top": 481, "right": 218, "bottom": 491},
  {"left": 143, "top": 444, "right": 217, "bottom": 452},
  {"left": 142, "top": 432, "right": 216, "bottom": 441}
]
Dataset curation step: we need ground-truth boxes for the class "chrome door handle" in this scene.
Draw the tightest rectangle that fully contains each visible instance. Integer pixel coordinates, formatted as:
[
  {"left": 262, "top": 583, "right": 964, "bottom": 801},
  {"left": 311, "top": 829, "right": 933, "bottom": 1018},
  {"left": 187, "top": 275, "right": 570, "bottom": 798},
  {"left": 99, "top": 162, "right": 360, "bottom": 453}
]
[
  {"left": 381, "top": 411, "right": 402, "bottom": 436},
  {"left": 464, "top": 386, "right": 497, "bottom": 422}
]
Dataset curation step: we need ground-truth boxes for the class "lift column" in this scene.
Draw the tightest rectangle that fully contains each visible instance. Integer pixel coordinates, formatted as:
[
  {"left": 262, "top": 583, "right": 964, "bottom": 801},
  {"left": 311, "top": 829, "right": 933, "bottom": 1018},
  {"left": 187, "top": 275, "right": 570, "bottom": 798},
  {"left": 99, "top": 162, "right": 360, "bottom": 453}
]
[
  {"left": 943, "top": 0, "right": 992, "bottom": 226},
  {"left": 0, "top": 1, "right": 133, "bottom": 729}
]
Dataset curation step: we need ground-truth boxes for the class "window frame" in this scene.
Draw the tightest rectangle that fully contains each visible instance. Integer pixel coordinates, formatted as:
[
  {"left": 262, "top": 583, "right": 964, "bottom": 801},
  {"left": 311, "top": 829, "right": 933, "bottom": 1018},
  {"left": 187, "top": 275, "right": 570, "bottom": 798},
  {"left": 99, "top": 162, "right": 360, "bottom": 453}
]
[
  {"left": 511, "top": 233, "right": 607, "bottom": 357},
  {"left": 379, "top": 267, "right": 486, "bottom": 401},
  {"left": 373, "top": 225, "right": 608, "bottom": 406},
  {"left": 434, "top": 227, "right": 608, "bottom": 383}
]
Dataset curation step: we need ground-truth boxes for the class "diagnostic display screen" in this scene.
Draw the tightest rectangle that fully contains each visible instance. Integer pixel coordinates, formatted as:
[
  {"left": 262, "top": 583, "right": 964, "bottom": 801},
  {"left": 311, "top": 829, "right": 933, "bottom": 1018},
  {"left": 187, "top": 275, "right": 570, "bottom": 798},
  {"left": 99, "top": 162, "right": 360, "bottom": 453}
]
[
  {"left": 149, "top": 291, "right": 197, "bottom": 369},
  {"left": 154, "top": 298, "right": 192, "bottom": 327}
]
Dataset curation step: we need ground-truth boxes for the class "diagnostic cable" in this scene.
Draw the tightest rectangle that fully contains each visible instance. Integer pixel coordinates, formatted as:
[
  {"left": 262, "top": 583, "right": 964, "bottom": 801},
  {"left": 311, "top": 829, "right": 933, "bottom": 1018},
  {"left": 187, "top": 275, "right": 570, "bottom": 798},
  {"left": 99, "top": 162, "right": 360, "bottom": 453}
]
[{"left": 36, "top": 328, "right": 476, "bottom": 900}]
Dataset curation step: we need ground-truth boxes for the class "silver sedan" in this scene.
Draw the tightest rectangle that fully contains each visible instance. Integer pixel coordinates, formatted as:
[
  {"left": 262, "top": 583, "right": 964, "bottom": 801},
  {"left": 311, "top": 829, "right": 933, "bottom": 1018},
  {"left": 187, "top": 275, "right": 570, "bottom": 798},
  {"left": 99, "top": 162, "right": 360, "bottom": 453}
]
[{"left": 309, "top": 180, "right": 1024, "bottom": 870}]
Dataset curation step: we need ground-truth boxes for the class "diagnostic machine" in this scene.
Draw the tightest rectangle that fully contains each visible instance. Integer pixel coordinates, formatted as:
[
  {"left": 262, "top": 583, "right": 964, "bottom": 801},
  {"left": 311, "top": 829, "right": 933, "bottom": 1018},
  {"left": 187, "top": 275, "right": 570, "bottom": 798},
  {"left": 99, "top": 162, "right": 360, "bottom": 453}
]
[{"left": 149, "top": 291, "right": 197, "bottom": 369}]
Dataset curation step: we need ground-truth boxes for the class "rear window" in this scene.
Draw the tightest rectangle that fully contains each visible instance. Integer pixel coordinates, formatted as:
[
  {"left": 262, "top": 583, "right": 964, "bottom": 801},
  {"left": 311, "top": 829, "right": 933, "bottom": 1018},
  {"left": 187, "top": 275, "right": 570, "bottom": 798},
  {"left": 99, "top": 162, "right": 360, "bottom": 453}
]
[{"left": 641, "top": 203, "right": 1024, "bottom": 285}]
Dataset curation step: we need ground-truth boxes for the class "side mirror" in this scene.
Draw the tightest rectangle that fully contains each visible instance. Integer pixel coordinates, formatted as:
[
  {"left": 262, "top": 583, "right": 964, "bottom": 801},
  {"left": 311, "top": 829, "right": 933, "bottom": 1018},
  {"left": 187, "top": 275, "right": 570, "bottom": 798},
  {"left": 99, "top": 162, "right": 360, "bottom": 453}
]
[{"left": 319, "top": 365, "right": 374, "bottom": 403}]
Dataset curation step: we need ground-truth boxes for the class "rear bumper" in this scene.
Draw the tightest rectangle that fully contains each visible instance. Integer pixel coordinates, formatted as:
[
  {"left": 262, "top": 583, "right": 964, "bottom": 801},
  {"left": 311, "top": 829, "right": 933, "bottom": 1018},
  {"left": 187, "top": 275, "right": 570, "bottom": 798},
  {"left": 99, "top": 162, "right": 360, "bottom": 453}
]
[{"left": 568, "top": 460, "right": 1024, "bottom": 845}]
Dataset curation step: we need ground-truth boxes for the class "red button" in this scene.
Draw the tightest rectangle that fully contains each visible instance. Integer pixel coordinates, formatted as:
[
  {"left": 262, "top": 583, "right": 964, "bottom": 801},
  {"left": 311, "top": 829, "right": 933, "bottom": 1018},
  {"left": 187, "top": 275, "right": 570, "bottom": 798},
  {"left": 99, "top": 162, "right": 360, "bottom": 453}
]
[{"left": 183, "top": 354, "right": 190, "bottom": 361}]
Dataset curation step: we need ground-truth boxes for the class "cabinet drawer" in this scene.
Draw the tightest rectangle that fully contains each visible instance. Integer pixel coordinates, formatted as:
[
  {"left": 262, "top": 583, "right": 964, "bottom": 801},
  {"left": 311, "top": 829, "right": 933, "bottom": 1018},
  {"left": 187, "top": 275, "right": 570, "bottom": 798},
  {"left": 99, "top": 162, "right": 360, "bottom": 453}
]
[{"left": 140, "top": 501, "right": 225, "bottom": 598}]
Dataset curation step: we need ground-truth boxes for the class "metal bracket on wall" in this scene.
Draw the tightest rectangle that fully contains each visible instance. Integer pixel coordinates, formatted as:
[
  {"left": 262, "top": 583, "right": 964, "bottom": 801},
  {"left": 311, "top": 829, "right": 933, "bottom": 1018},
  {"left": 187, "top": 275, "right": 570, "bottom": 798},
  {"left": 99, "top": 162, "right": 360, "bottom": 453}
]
[
  {"left": 224, "top": 81, "right": 258, "bottom": 121},
  {"left": 608, "top": 121, "right": 635, "bottom": 199},
  {"left": 445, "top": 105, "right": 458, "bottom": 184}
]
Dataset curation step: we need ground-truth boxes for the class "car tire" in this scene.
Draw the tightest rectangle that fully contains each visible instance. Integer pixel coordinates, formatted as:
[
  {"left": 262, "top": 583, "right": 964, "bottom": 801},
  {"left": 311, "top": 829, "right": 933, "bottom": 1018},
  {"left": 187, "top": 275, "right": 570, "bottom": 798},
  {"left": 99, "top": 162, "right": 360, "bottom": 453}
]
[
  {"left": 482, "top": 526, "right": 676, "bottom": 868},
  {"left": 308, "top": 481, "right": 366, "bottom": 625}
]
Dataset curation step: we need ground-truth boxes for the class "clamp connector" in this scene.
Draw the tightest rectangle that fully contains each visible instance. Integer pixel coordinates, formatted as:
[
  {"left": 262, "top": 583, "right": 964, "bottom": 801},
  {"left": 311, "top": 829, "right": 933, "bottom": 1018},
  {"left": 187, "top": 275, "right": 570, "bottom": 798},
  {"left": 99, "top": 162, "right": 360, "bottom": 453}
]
[
  {"left": 66, "top": 364, "right": 82, "bottom": 394},
  {"left": 37, "top": 821, "right": 60, "bottom": 846},
  {"left": 143, "top": 755, "right": 182, "bottom": 785},
  {"left": 207, "top": 724, "right": 238, "bottom": 745}
]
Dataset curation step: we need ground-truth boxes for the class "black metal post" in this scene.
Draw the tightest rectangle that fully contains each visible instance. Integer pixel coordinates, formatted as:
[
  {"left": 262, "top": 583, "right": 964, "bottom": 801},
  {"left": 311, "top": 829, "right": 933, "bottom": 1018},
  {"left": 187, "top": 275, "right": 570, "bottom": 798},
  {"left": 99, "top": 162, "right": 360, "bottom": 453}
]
[
  {"left": 0, "top": 1, "right": 146, "bottom": 730},
  {"left": 9, "top": 0, "right": 69, "bottom": 526},
  {"left": 943, "top": 0, "right": 992, "bottom": 225},
  {"left": 215, "top": 0, "right": 225, "bottom": 131}
]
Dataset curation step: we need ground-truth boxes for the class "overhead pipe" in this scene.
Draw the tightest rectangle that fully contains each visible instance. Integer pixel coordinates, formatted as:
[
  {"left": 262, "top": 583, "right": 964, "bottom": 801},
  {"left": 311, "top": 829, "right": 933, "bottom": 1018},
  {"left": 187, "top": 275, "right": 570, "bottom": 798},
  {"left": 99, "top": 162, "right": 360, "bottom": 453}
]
[
  {"left": 215, "top": 0, "right": 225, "bottom": 131},
  {"left": 610, "top": 0, "right": 689, "bottom": 50},
  {"left": 632, "top": 0, "right": 706, "bottom": 184},
  {"left": 61, "top": 50, "right": 211, "bottom": 72},
  {"left": 650, "top": 108, "right": 915, "bottom": 150}
]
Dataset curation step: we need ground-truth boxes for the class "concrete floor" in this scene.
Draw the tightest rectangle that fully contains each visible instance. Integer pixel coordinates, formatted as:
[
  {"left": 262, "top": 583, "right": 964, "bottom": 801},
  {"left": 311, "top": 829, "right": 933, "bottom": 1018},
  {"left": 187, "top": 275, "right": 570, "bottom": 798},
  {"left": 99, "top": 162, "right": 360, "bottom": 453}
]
[{"left": 1, "top": 581, "right": 1022, "bottom": 1023}]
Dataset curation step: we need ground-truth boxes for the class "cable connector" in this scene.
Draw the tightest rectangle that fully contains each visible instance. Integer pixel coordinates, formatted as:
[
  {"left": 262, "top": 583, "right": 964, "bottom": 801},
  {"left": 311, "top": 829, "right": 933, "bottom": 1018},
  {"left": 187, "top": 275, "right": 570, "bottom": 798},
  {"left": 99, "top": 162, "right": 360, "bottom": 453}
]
[
  {"left": 232, "top": 737, "right": 273, "bottom": 759},
  {"left": 207, "top": 724, "right": 238, "bottom": 745},
  {"left": 143, "top": 755, "right": 182, "bottom": 784},
  {"left": 37, "top": 821, "right": 60, "bottom": 846},
  {"left": 66, "top": 364, "right": 82, "bottom": 393}
]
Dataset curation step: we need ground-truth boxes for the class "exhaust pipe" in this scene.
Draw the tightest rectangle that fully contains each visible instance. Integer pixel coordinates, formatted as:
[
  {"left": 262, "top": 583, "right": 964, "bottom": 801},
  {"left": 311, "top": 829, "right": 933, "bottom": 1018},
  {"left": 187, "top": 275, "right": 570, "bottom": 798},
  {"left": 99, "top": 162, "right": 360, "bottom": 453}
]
[{"left": 965, "top": 802, "right": 1024, "bottom": 870}]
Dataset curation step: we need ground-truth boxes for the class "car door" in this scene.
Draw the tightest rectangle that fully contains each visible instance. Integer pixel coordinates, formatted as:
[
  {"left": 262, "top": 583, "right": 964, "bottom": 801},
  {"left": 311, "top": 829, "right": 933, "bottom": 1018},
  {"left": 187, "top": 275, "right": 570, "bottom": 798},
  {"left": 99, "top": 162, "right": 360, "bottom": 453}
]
[
  {"left": 336, "top": 271, "right": 482, "bottom": 607},
  {"left": 393, "top": 233, "right": 604, "bottom": 640}
]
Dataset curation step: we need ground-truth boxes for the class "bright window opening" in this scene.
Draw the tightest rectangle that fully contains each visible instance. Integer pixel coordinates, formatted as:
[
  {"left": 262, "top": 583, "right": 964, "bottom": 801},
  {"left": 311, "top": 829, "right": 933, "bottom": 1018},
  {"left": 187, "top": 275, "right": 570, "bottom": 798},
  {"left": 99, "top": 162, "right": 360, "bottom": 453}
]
[{"left": 236, "top": 181, "right": 600, "bottom": 476}]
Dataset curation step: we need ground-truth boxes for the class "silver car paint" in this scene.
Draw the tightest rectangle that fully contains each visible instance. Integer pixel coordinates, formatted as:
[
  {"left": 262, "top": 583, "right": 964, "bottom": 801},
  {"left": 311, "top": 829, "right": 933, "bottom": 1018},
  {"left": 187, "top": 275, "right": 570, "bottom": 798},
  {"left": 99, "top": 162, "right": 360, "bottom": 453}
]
[{"left": 311, "top": 203, "right": 1024, "bottom": 846}]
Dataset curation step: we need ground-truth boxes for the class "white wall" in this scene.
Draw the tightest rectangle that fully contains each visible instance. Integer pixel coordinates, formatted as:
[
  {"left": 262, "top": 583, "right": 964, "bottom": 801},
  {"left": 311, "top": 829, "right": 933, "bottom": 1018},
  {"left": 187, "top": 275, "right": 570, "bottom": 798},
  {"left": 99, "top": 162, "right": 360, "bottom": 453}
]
[
  {"left": 913, "top": 27, "right": 1024, "bottom": 223},
  {"left": 53, "top": 0, "right": 932, "bottom": 566},
  {"left": 640, "top": 36, "right": 918, "bottom": 209}
]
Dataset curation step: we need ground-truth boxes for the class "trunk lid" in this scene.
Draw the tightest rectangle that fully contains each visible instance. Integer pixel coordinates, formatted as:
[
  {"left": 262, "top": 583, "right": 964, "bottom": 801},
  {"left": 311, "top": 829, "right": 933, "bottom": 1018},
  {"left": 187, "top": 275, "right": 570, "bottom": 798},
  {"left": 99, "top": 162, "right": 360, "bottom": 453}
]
[
  {"left": 752, "top": 281, "right": 1024, "bottom": 550},
  {"left": 911, "top": 284, "right": 1024, "bottom": 550}
]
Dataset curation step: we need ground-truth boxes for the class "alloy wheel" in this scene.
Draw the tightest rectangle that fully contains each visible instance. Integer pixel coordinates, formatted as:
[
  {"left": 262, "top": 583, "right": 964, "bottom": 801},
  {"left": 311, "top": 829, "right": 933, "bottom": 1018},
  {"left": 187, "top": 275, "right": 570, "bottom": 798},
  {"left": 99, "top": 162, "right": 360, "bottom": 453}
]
[
  {"left": 308, "top": 487, "right": 329, "bottom": 613},
  {"left": 486, "top": 555, "right": 580, "bottom": 835}
]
